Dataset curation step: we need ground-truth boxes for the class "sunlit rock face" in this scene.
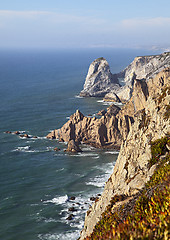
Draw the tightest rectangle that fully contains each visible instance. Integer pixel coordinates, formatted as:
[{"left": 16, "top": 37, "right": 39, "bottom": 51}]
[{"left": 80, "top": 57, "right": 120, "bottom": 97}]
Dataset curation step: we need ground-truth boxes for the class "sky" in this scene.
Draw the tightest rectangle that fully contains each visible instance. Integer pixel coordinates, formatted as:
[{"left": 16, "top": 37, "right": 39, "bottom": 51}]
[{"left": 0, "top": 0, "right": 170, "bottom": 49}]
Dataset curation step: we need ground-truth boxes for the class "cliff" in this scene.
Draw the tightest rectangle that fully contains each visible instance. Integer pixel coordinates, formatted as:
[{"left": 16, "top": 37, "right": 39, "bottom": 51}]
[
  {"left": 79, "top": 57, "right": 120, "bottom": 97},
  {"left": 79, "top": 68, "right": 170, "bottom": 239},
  {"left": 80, "top": 52, "right": 170, "bottom": 103}
]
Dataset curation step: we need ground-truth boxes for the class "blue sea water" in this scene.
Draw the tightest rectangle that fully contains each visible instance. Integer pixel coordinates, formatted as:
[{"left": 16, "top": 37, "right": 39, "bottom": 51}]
[{"left": 0, "top": 48, "right": 161, "bottom": 240}]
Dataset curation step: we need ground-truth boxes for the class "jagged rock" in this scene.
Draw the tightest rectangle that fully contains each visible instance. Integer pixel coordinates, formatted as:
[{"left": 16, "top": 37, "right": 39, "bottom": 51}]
[
  {"left": 47, "top": 105, "right": 122, "bottom": 148},
  {"left": 80, "top": 52, "right": 170, "bottom": 103},
  {"left": 97, "top": 109, "right": 106, "bottom": 116},
  {"left": 118, "top": 52, "right": 170, "bottom": 85},
  {"left": 103, "top": 92, "right": 121, "bottom": 102},
  {"left": 80, "top": 57, "right": 120, "bottom": 97},
  {"left": 79, "top": 68, "right": 170, "bottom": 240},
  {"left": 66, "top": 139, "right": 82, "bottom": 153}
]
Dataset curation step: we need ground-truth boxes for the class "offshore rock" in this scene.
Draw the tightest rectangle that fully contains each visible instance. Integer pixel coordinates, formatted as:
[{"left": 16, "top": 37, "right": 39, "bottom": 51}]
[
  {"left": 80, "top": 57, "right": 120, "bottom": 97},
  {"left": 66, "top": 139, "right": 82, "bottom": 153},
  {"left": 79, "top": 68, "right": 170, "bottom": 239}
]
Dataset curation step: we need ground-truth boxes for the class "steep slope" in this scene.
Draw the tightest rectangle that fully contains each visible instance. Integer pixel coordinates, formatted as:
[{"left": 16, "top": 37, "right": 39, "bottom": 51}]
[
  {"left": 80, "top": 52, "right": 170, "bottom": 103},
  {"left": 114, "top": 52, "right": 170, "bottom": 102},
  {"left": 79, "top": 68, "right": 170, "bottom": 239},
  {"left": 79, "top": 57, "right": 120, "bottom": 97}
]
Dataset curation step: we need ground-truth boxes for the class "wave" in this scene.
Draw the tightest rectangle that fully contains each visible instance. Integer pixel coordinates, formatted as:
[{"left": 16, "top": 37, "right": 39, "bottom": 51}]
[
  {"left": 104, "top": 151, "right": 119, "bottom": 155},
  {"left": 75, "top": 95, "right": 84, "bottom": 99},
  {"left": 12, "top": 146, "right": 53, "bottom": 153},
  {"left": 56, "top": 168, "right": 64, "bottom": 173},
  {"left": 44, "top": 195, "right": 68, "bottom": 205},
  {"left": 38, "top": 230, "right": 80, "bottom": 240},
  {"left": 67, "top": 153, "right": 99, "bottom": 158}
]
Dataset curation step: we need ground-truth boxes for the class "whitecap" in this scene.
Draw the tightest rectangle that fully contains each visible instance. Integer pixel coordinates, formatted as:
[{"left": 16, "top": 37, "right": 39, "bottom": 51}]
[
  {"left": 44, "top": 195, "right": 68, "bottom": 205},
  {"left": 37, "top": 136, "right": 47, "bottom": 140},
  {"left": 56, "top": 168, "right": 64, "bottom": 173},
  {"left": 66, "top": 117, "right": 70, "bottom": 120},
  {"left": 38, "top": 230, "right": 80, "bottom": 240},
  {"left": 104, "top": 151, "right": 119, "bottom": 155},
  {"left": 86, "top": 176, "right": 106, "bottom": 188},
  {"left": 97, "top": 100, "right": 104, "bottom": 103},
  {"left": 75, "top": 95, "right": 84, "bottom": 99}
]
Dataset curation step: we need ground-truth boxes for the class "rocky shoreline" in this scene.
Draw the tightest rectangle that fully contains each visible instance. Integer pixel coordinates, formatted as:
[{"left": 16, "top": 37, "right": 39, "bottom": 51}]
[{"left": 79, "top": 66, "right": 170, "bottom": 239}]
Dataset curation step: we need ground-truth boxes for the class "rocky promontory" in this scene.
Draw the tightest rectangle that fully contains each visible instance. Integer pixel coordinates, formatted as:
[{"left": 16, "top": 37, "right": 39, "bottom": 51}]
[
  {"left": 80, "top": 52, "right": 170, "bottom": 103},
  {"left": 79, "top": 57, "right": 120, "bottom": 97},
  {"left": 46, "top": 53, "right": 170, "bottom": 239},
  {"left": 79, "top": 67, "right": 170, "bottom": 239}
]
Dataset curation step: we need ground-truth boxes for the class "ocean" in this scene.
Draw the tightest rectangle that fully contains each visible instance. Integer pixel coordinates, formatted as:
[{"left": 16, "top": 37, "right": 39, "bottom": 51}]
[{"left": 0, "top": 48, "right": 160, "bottom": 240}]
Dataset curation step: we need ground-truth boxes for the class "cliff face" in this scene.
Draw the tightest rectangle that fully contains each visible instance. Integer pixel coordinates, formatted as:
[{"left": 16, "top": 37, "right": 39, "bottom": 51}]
[
  {"left": 79, "top": 68, "right": 170, "bottom": 239},
  {"left": 118, "top": 52, "right": 170, "bottom": 85},
  {"left": 80, "top": 52, "right": 170, "bottom": 103},
  {"left": 79, "top": 57, "right": 120, "bottom": 97}
]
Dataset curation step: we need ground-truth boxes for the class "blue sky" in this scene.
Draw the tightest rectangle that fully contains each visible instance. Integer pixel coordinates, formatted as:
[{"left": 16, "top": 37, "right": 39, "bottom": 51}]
[{"left": 0, "top": 0, "right": 170, "bottom": 49}]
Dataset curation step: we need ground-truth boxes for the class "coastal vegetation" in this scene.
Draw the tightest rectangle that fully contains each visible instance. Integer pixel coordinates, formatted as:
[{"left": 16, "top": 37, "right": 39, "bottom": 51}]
[{"left": 84, "top": 136, "right": 170, "bottom": 240}]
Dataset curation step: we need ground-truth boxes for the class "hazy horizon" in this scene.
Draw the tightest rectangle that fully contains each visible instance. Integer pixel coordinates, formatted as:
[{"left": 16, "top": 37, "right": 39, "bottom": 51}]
[{"left": 0, "top": 0, "right": 170, "bottom": 50}]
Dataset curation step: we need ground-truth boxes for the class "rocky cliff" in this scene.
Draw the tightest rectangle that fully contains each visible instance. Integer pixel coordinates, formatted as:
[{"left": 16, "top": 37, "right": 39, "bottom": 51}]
[
  {"left": 79, "top": 68, "right": 170, "bottom": 239},
  {"left": 80, "top": 52, "right": 170, "bottom": 103},
  {"left": 79, "top": 57, "right": 120, "bottom": 97}
]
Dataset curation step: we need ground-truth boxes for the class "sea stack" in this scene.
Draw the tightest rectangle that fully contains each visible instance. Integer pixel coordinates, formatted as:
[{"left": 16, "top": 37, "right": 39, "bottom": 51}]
[{"left": 80, "top": 57, "right": 120, "bottom": 97}]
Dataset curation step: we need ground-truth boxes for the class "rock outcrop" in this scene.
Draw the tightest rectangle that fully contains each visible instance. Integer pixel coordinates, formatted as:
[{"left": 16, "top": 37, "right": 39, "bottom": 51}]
[
  {"left": 79, "top": 57, "right": 120, "bottom": 97},
  {"left": 79, "top": 68, "right": 170, "bottom": 239},
  {"left": 47, "top": 107, "right": 123, "bottom": 149},
  {"left": 80, "top": 52, "right": 170, "bottom": 103},
  {"left": 66, "top": 139, "right": 82, "bottom": 153}
]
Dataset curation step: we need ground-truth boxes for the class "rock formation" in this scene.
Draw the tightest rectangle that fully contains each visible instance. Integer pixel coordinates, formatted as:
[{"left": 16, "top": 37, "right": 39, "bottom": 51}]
[
  {"left": 80, "top": 52, "right": 170, "bottom": 103},
  {"left": 66, "top": 139, "right": 82, "bottom": 153},
  {"left": 47, "top": 107, "right": 123, "bottom": 149},
  {"left": 79, "top": 68, "right": 170, "bottom": 239},
  {"left": 47, "top": 69, "right": 164, "bottom": 149},
  {"left": 79, "top": 57, "right": 120, "bottom": 97}
]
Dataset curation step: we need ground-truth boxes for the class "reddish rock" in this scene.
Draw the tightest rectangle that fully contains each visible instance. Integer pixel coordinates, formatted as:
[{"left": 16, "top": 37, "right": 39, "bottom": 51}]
[{"left": 54, "top": 147, "right": 60, "bottom": 151}]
